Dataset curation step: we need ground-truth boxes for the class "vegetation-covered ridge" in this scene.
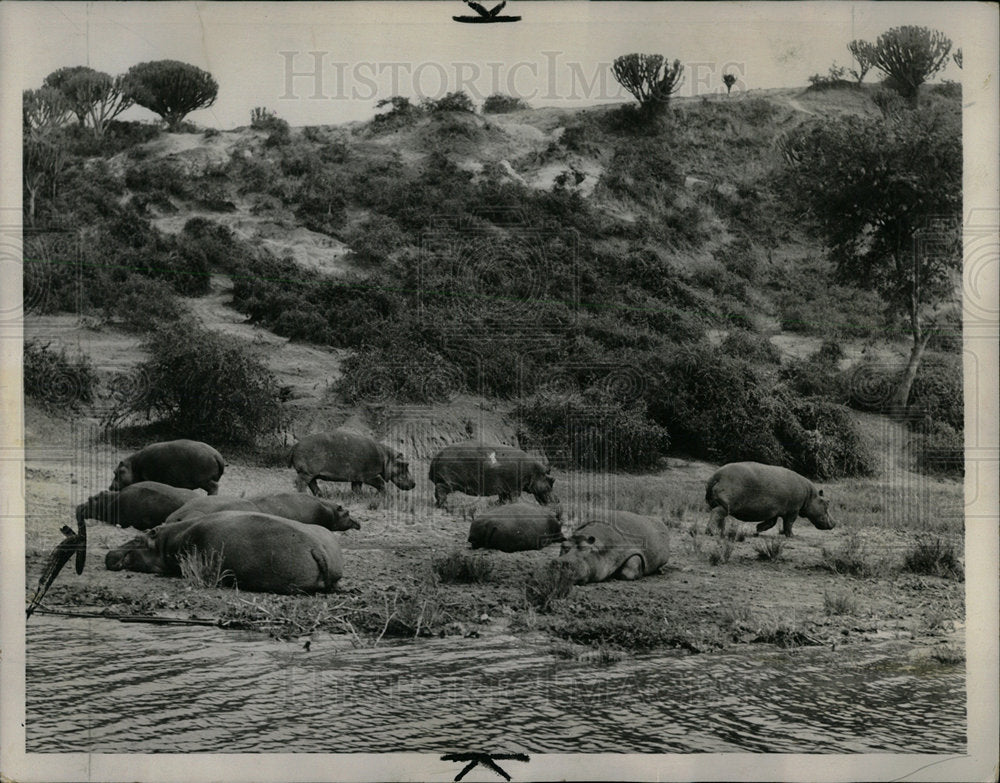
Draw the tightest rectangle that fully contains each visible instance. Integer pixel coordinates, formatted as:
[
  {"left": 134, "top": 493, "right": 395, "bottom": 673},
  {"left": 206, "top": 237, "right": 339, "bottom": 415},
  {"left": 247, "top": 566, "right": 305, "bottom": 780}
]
[{"left": 23, "top": 31, "right": 963, "bottom": 479}]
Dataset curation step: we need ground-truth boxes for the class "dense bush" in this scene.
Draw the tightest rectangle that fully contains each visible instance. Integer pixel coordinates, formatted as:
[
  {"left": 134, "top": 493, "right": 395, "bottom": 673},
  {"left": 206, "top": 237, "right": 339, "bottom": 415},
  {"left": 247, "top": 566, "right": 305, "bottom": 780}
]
[
  {"left": 644, "top": 346, "right": 792, "bottom": 465},
  {"left": 907, "top": 353, "right": 963, "bottom": 431},
  {"left": 779, "top": 341, "right": 849, "bottom": 400},
  {"left": 914, "top": 421, "right": 964, "bottom": 477},
  {"left": 516, "top": 387, "right": 670, "bottom": 471},
  {"left": 423, "top": 91, "right": 476, "bottom": 113},
  {"left": 782, "top": 398, "right": 878, "bottom": 479},
  {"left": 111, "top": 324, "right": 284, "bottom": 445},
  {"left": 337, "top": 341, "right": 463, "bottom": 404},
  {"left": 23, "top": 339, "right": 98, "bottom": 411},
  {"left": 720, "top": 330, "right": 781, "bottom": 365},
  {"left": 103, "top": 275, "right": 188, "bottom": 332},
  {"left": 482, "top": 94, "right": 530, "bottom": 113}
]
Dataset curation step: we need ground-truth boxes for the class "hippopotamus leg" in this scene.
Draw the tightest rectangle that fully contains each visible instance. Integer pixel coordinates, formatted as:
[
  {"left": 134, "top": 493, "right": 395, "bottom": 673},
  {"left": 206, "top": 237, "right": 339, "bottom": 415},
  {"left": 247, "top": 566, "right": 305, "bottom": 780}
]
[
  {"left": 708, "top": 506, "right": 728, "bottom": 536},
  {"left": 755, "top": 517, "right": 779, "bottom": 535},
  {"left": 307, "top": 478, "right": 321, "bottom": 496},
  {"left": 434, "top": 484, "right": 449, "bottom": 508},
  {"left": 617, "top": 554, "right": 645, "bottom": 580},
  {"left": 781, "top": 515, "right": 797, "bottom": 537},
  {"left": 365, "top": 476, "right": 387, "bottom": 492},
  {"left": 350, "top": 481, "right": 363, "bottom": 493}
]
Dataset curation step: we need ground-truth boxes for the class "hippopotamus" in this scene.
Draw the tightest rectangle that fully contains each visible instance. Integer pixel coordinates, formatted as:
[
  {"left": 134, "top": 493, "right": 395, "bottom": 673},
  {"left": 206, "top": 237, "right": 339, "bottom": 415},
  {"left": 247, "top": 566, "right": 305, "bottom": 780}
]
[
  {"left": 289, "top": 431, "right": 415, "bottom": 495},
  {"left": 76, "top": 481, "right": 199, "bottom": 530},
  {"left": 165, "top": 492, "right": 359, "bottom": 532},
  {"left": 557, "top": 511, "right": 671, "bottom": 584},
  {"left": 104, "top": 511, "right": 343, "bottom": 594},
  {"left": 705, "top": 461, "right": 834, "bottom": 537},
  {"left": 467, "top": 503, "right": 563, "bottom": 552},
  {"left": 110, "top": 440, "right": 225, "bottom": 494},
  {"left": 429, "top": 441, "right": 556, "bottom": 507}
]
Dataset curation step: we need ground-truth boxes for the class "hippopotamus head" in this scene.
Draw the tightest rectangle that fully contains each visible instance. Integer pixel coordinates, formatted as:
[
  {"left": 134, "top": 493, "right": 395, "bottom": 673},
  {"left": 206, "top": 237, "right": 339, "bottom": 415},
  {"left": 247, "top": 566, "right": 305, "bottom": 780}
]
[
  {"left": 557, "top": 522, "right": 641, "bottom": 584},
  {"left": 104, "top": 534, "right": 162, "bottom": 573},
  {"left": 529, "top": 473, "right": 556, "bottom": 505},
  {"left": 326, "top": 502, "right": 361, "bottom": 531},
  {"left": 76, "top": 490, "right": 116, "bottom": 524},
  {"left": 109, "top": 460, "right": 134, "bottom": 491},
  {"left": 804, "top": 489, "right": 834, "bottom": 530},
  {"left": 387, "top": 452, "right": 416, "bottom": 491}
]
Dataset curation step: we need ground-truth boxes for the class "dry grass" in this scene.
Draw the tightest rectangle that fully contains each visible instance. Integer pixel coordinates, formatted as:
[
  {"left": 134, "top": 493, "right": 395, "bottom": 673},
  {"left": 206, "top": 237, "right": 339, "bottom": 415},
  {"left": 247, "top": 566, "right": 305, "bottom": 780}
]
[
  {"left": 754, "top": 537, "right": 785, "bottom": 561},
  {"left": 177, "top": 546, "right": 234, "bottom": 589},
  {"left": 823, "top": 589, "right": 859, "bottom": 616},
  {"left": 433, "top": 551, "right": 495, "bottom": 584}
]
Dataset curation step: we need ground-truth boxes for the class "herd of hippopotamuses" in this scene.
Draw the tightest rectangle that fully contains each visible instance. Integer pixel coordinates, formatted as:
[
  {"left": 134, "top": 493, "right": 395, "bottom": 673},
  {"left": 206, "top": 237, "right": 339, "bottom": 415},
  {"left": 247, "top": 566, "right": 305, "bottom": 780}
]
[{"left": 27, "top": 430, "right": 835, "bottom": 613}]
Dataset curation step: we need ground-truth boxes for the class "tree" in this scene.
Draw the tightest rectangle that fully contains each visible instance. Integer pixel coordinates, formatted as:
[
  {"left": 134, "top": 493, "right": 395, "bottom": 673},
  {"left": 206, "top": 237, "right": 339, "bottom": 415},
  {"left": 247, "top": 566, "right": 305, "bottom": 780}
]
[
  {"left": 846, "top": 40, "right": 877, "bottom": 84},
  {"left": 871, "top": 26, "right": 952, "bottom": 107},
  {"left": 23, "top": 87, "right": 71, "bottom": 135},
  {"left": 612, "top": 53, "right": 684, "bottom": 119},
  {"left": 783, "top": 106, "right": 962, "bottom": 409},
  {"left": 23, "top": 131, "right": 67, "bottom": 227},
  {"left": 125, "top": 60, "right": 218, "bottom": 131},
  {"left": 722, "top": 73, "right": 737, "bottom": 96},
  {"left": 43, "top": 66, "right": 102, "bottom": 125},
  {"left": 85, "top": 74, "right": 134, "bottom": 138}
]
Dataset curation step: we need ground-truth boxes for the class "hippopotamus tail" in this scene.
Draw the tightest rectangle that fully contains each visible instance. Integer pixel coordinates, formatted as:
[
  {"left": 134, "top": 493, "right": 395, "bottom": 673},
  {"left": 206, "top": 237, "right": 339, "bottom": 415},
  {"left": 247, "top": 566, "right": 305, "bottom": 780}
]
[{"left": 705, "top": 474, "right": 720, "bottom": 507}]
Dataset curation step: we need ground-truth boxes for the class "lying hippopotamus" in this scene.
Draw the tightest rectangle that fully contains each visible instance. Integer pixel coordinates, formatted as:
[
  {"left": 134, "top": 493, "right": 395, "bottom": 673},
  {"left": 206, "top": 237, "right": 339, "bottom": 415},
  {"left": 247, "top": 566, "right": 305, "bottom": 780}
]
[
  {"left": 467, "top": 503, "right": 563, "bottom": 553},
  {"left": 289, "top": 430, "right": 415, "bottom": 495},
  {"left": 557, "top": 511, "right": 671, "bottom": 584},
  {"left": 110, "top": 440, "right": 225, "bottom": 494},
  {"left": 76, "top": 481, "right": 200, "bottom": 530},
  {"left": 165, "top": 492, "right": 359, "bottom": 532},
  {"left": 105, "top": 511, "right": 343, "bottom": 594},
  {"left": 705, "top": 461, "right": 834, "bottom": 537},
  {"left": 429, "top": 441, "right": 556, "bottom": 507}
]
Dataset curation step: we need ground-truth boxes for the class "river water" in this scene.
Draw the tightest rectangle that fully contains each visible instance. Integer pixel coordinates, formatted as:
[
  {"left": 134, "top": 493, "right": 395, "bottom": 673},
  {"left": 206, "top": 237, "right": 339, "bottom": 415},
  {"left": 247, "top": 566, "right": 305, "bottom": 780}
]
[{"left": 26, "top": 615, "right": 964, "bottom": 754}]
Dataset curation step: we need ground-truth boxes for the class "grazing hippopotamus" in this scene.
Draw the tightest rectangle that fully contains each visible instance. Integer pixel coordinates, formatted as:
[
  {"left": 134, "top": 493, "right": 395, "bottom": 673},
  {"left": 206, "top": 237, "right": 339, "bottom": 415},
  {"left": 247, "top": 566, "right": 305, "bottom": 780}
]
[
  {"left": 76, "top": 481, "right": 199, "bottom": 530},
  {"left": 104, "top": 511, "right": 343, "bottom": 594},
  {"left": 705, "top": 461, "right": 834, "bottom": 537},
  {"left": 429, "top": 441, "right": 556, "bottom": 507},
  {"left": 557, "top": 511, "right": 671, "bottom": 584},
  {"left": 110, "top": 440, "right": 225, "bottom": 495},
  {"left": 289, "top": 431, "right": 415, "bottom": 495},
  {"left": 165, "top": 492, "right": 359, "bottom": 532},
  {"left": 468, "top": 503, "right": 563, "bottom": 552}
]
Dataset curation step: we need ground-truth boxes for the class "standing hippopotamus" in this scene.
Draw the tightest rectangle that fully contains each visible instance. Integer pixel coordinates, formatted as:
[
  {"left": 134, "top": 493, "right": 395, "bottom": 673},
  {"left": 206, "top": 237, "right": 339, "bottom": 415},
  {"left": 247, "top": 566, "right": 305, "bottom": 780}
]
[
  {"left": 165, "top": 492, "right": 359, "bottom": 532},
  {"left": 557, "top": 511, "right": 671, "bottom": 584},
  {"left": 76, "top": 481, "right": 199, "bottom": 530},
  {"left": 110, "top": 440, "right": 225, "bottom": 494},
  {"left": 289, "top": 431, "right": 415, "bottom": 495},
  {"left": 429, "top": 441, "right": 556, "bottom": 507},
  {"left": 705, "top": 461, "right": 834, "bottom": 537},
  {"left": 468, "top": 503, "right": 563, "bottom": 553},
  {"left": 104, "top": 511, "right": 343, "bottom": 594}
]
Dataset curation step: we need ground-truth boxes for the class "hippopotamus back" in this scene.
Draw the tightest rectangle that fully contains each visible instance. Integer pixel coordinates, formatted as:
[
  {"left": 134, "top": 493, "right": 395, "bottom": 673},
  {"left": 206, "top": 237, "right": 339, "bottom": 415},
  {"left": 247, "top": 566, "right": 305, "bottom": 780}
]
[
  {"left": 289, "top": 431, "right": 415, "bottom": 494},
  {"left": 468, "top": 502, "right": 563, "bottom": 552},
  {"left": 76, "top": 481, "right": 199, "bottom": 530},
  {"left": 105, "top": 512, "right": 343, "bottom": 594},
  {"left": 558, "top": 511, "right": 671, "bottom": 584},
  {"left": 110, "top": 440, "right": 225, "bottom": 494},
  {"left": 429, "top": 441, "right": 555, "bottom": 506},
  {"left": 166, "top": 493, "right": 358, "bottom": 532},
  {"left": 706, "top": 461, "right": 833, "bottom": 536}
]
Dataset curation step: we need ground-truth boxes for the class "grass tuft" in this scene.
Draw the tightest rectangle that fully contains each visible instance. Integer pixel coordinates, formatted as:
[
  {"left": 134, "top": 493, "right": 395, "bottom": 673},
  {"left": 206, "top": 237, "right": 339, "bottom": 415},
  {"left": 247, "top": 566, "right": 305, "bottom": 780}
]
[
  {"left": 432, "top": 551, "right": 495, "bottom": 584},
  {"left": 524, "top": 561, "right": 576, "bottom": 613},
  {"left": 708, "top": 538, "right": 735, "bottom": 565},
  {"left": 903, "top": 537, "right": 964, "bottom": 580},
  {"left": 178, "top": 546, "right": 234, "bottom": 589},
  {"left": 754, "top": 537, "right": 785, "bottom": 561},
  {"left": 822, "top": 589, "right": 858, "bottom": 616}
]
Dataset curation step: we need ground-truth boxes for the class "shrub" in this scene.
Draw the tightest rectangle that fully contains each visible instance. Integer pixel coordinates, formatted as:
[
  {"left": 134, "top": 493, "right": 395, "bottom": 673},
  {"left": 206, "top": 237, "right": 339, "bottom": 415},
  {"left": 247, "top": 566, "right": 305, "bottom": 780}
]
[
  {"left": 903, "top": 537, "right": 964, "bottom": 580},
  {"left": 337, "top": 342, "right": 464, "bottom": 404},
  {"left": 783, "top": 398, "right": 878, "bottom": 479},
  {"left": 516, "top": 386, "right": 669, "bottom": 471},
  {"left": 720, "top": 330, "right": 781, "bottom": 364},
  {"left": 482, "top": 94, "right": 530, "bottom": 113},
  {"left": 708, "top": 538, "right": 735, "bottom": 565},
  {"left": 914, "top": 421, "right": 964, "bottom": 477},
  {"left": 124, "top": 158, "right": 190, "bottom": 198},
  {"left": 111, "top": 324, "right": 285, "bottom": 445},
  {"left": 23, "top": 340, "right": 98, "bottom": 411},
  {"left": 424, "top": 91, "right": 476, "bottom": 113},
  {"left": 103, "top": 275, "right": 187, "bottom": 332},
  {"left": 433, "top": 551, "right": 494, "bottom": 584},
  {"left": 646, "top": 345, "right": 792, "bottom": 465},
  {"left": 371, "top": 96, "right": 422, "bottom": 131},
  {"left": 823, "top": 589, "right": 858, "bottom": 615},
  {"left": 907, "top": 353, "right": 963, "bottom": 431}
]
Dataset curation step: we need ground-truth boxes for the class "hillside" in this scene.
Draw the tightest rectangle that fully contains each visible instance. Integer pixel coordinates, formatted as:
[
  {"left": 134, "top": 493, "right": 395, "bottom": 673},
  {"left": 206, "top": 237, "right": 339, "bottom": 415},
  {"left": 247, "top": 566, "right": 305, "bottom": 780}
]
[{"left": 23, "top": 84, "right": 963, "bottom": 476}]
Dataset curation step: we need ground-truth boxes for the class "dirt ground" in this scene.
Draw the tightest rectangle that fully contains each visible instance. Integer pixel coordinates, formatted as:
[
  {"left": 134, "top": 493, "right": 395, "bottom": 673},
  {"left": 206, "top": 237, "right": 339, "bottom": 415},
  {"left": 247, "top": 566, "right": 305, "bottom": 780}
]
[{"left": 24, "top": 405, "right": 965, "bottom": 661}]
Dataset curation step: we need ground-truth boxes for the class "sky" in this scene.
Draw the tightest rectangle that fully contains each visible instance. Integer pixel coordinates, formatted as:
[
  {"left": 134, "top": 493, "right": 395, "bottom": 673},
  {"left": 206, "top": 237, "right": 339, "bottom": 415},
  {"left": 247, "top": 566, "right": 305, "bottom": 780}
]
[{"left": 1, "top": 1, "right": 974, "bottom": 129}]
